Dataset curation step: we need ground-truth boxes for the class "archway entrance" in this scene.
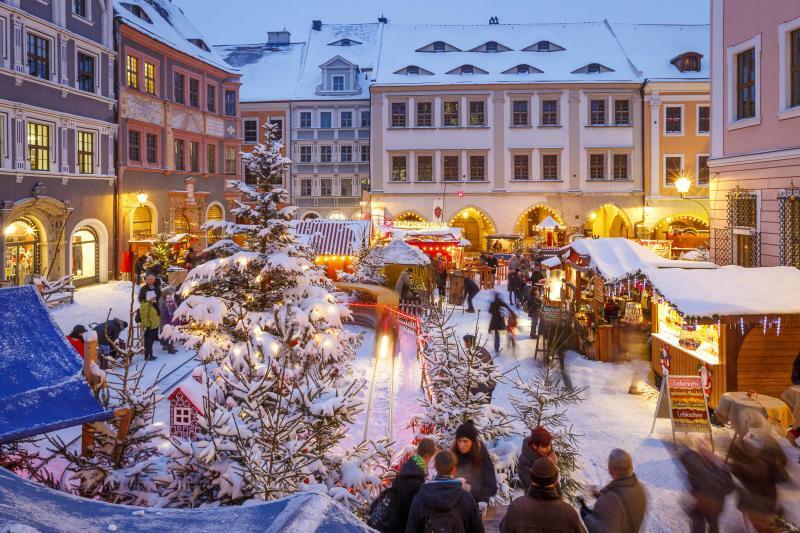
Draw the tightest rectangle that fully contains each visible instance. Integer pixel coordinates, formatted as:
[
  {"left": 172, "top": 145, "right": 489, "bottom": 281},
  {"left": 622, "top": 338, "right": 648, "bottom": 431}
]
[
  {"left": 394, "top": 211, "right": 427, "bottom": 224},
  {"left": 449, "top": 207, "right": 495, "bottom": 253},
  {"left": 4, "top": 217, "right": 41, "bottom": 286},
  {"left": 585, "top": 204, "right": 633, "bottom": 238},
  {"left": 72, "top": 226, "right": 99, "bottom": 286},
  {"left": 514, "top": 205, "right": 565, "bottom": 247},
  {"left": 302, "top": 212, "right": 320, "bottom": 221},
  {"left": 206, "top": 204, "right": 224, "bottom": 245},
  {"left": 654, "top": 215, "right": 709, "bottom": 257}
]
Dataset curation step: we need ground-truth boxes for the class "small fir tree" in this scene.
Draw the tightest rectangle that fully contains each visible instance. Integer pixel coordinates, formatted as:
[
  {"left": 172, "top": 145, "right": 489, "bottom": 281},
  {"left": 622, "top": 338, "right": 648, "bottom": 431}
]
[
  {"left": 149, "top": 232, "right": 174, "bottom": 269},
  {"left": 338, "top": 234, "right": 385, "bottom": 286}
]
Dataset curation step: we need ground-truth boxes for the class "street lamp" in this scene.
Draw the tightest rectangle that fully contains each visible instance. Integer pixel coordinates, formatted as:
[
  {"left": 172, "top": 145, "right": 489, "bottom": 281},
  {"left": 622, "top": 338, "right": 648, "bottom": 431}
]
[
  {"left": 674, "top": 175, "right": 710, "bottom": 221},
  {"left": 136, "top": 188, "right": 149, "bottom": 206}
]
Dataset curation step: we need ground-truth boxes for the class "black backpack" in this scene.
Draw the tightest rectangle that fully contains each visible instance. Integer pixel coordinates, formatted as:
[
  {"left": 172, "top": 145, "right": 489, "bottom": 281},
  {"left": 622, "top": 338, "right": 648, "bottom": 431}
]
[
  {"left": 423, "top": 506, "right": 465, "bottom": 533},
  {"left": 367, "top": 486, "right": 400, "bottom": 531}
]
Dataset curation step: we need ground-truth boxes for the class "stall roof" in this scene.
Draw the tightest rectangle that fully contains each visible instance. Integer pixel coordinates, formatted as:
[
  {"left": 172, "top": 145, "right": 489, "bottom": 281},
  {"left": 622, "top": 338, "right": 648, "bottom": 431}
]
[
  {"left": 536, "top": 216, "right": 561, "bottom": 230},
  {"left": 293, "top": 220, "right": 371, "bottom": 256},
  {"left": 382, "top": 238, "right": 431, "bottom": 265},
  {"left": 0, "top": 467, "right": 370, "bottom": 532},
  {"left": 486, "top": 233, "right": 522, "bottom": 241},
  {"left": 542, "top": 255, "right": 562, "bottom": 269},
  {"left": 387, "top": 226, "right": 464, "bottom": 242},
  {"left": 0, "top": 287, "right": 113, "bottom": 444},
  {"left": 647, "top": 266, "right": 800, "bottom": 319}
]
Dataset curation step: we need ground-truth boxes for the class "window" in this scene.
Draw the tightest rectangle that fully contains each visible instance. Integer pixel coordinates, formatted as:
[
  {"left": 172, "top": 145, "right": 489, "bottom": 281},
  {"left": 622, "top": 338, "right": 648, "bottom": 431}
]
[
  {"left": 225, "top": 90, "right": 237, "bottom": 116},
  {"left": 206, "top": 143, "right": 215, "bottom": 173},
  {"left": 243, "top": 120, "right": 258, "bottom": 143},
  {"left": 320, "top": 145, "right": 332, "bottom": 162},
  {"left": 407, "top": 66, "right": 419, "bottom": 75},
  {"left": 614, "top": 100, "right": 630, "bottom": 125},
  {"left": 469, "top": 101, "right": 485, "bottom": 126},
  {"left": 269, "top": 119, "right": 283, "bottom": 140},
  {"left": 301, "top": 179, "right": 313, "bottom": 196},
  {"left": 613, "top": 154, "right": 629, "bottom": 180},
  {"left": 698, "top": 106, "right": 710, "bottom": 134},
  {"left": 147, "top": 134, "right": 158, "bottom": 164},
  {"left": 225, "top": 146, "right": 236, "bottom": 174},
  {"left": 77, "top": 53, "right": 95, "bottom": 92},
  {"left": 320, "top": 111, "right": 332, "bottom": 128},
  {"left": 340, "top": 145, "right": 352, "bottom": 162},
  {"left": 174, "top": 407, "right": 192, "bottom": 426},
  {"left": 443, "top": 101, "right": 459, "bottom": 127},
  {"left": 189, "top": 141, "right": 199, "bottom": 172},
  {"left": 340, "top": 178, "right": 353, "bottom": 196},
  {"left": 587, "top": 63, "right": 603, "bottom": 74},
  {"left": 541, "top": 100, "right": 558, "bottom": 126},
  {"left": 469, "top": 155, "right": 485, "bottom": 180},
  {"left": 77, "top": 131, "right": 93, "bottom": 174},
  {"left": 589, "top": 154, "right": 606, "bottom": 180},
  {"left": 189, "top": 78, "right": 200, "bottom": 108},
  {"left": 173, "top": 72, "right": 185, "bottom": 104},
  {"left": 340, "top": 111, "right": 352, "bottom": 128},
  {"left": 27, "top": 34, "right": 49, "bottom": 80},
  {"left": 360, "top": 144, "right": 370, "bottom": 162},
  {"left": 779, "top": 192, "right": 800, "bottom": 268},
  {"left": 207, "top": 85, "right": 216, "bottom": 112},
  {"left": 417, "top": 155, "right": 433, "bottom": 181},
  {"left": 126, "top": 55, "right": 138, "bottom": 89},
  {"left": 73, "top": 0, "right": 87, "bottom": 17},
  {"left": 513, "top": 154, "right": 529, "bottom": 180},
  {"left": 391, "top": 103, "right": 407, "bottom": 128},
  {"left": 664, "top": 156, "right": 683, "bottom": 185},
  {"left": 300, "top": 111, "right": 312, "bottom": 128},
  {"left": 512, "top": 100, "right": 529, "bottom": 126},
  {"left": 461, "top": 65, "right": 474, "bottom": 75},
  {"left": 697, "top": 155, "right": 709, "bottom": 185},
  {"left": 542, "top": 154, "right": 558, "bottom": 180},
  {"left": 665, "top": 106, "right": 682, "bottom": 134},
  {"left": 332, "top": 75, "right": 344, "bottom": 91},
  {"left": 391, "top": 155, "right": 408, "bottom": 181},
  {"left": 443, "top": 155, "right": 460, "bottom": 181},
  {"left": 486, "top": 41, "right": 498, "bottom": 53},
  {"left": 128, "top": 130, "right": 140, "bottom": 162},
  {"left": 320, "top": 179, "right": 333, "bottom": 196},
  {"left": 736, "top": 48, "right": 756, "bottom": 120},
  {"left": 517, "top": 64, "right": 529, "bottom": 74},
  {"left": 590, "top": 99, "right": 606, "bottom": 125},
  {"left": 417, "top": 102, "right": 432, "bottom": 127},
  {"left": 144, "top": 62, "right": 156, "bottom": 95},
  {"left": 433, "top": 41, "right": 445, "bottom": 52},
  {"left": 174, "top": 139, "right": 185, "bottom": 171},
  {"left": 299, "top": 146, "right": 311, "bottom": 162},
  {"left": 792, "top": 30, "right": 800, "bottom": 107},
  {"left": 361, "top": 110, "right": 371, "bottom": 127}
]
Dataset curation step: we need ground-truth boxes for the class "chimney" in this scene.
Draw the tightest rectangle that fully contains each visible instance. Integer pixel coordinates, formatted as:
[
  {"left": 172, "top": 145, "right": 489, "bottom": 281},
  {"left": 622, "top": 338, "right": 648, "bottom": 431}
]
[
  {"left": 312, "top": 20, "right": 322, "bottom": 31},
  {"left": 489, "top": 16, "right": 499, "bottom": 25},
  {"left": 267, "top": 30, "right": 291, "bottom": 44},
  {"left": 378, "top": 15, "right": 388, "bottom": 24}
]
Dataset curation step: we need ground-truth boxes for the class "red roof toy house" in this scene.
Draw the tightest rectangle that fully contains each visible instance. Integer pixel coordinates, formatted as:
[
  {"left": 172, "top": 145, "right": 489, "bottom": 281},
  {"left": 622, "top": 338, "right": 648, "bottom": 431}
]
[{"left": 168, "top": 369, "right": 210, "bottom": 441}]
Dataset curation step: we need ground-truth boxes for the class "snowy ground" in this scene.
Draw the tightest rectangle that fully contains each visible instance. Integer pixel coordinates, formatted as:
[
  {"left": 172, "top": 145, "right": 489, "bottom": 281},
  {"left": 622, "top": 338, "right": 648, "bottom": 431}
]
[{"left": 32, "top": 281, "right": 800, "bottom": 530}]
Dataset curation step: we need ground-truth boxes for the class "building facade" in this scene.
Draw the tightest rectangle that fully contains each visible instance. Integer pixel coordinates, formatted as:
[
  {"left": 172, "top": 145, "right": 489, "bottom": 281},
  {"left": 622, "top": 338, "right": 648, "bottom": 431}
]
[
  {"left": 709, "top": 0, "right": 800, "bottom": 269},
  {"left": 114, "top": 0, "right": 240, "bottom": 270},
  {"left": 0, "top": 0, "right": 116, "bottom": 286}
]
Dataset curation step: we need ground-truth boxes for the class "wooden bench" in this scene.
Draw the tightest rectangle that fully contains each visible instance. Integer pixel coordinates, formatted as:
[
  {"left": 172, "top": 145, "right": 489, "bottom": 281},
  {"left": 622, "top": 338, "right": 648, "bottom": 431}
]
[{"left": 31, "top": 274, "right": 75, "bottom": 306}]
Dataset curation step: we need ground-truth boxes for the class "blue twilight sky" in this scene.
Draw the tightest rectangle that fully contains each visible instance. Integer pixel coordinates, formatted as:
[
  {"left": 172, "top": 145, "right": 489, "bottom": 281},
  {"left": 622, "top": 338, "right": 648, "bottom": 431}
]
[{"left": 172, "top": 0, "right": 710, "bottom": 46}]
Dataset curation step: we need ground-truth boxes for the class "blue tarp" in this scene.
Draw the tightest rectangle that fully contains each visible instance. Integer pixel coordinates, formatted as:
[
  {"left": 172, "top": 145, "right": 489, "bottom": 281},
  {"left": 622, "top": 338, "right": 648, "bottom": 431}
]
[
  {"left": 0, "top": 286, "right": 113, "bottom": 444},
  {"left": 0, "top": 467, "right": 372, "bottom": 532}
]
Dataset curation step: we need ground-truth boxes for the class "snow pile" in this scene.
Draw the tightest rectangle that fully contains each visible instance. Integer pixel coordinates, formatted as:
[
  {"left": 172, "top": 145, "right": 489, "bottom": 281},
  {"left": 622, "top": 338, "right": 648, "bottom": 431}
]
[{"left": 381, "top": 239, "right": 430, "bottom": 265}]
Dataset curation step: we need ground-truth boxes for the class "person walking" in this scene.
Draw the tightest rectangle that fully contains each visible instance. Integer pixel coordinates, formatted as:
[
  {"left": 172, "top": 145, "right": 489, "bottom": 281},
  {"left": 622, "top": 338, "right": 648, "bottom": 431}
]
[
  {"left": 486, "top": 254, "right": 498, "bottom": 287},
  {"left": 66, "top": 325, "right": 87, "bottom": 358},
  {"left": 678, "top": 443, "right": 733, "bottom": 533},
  {"left": 507, "top": 269, "right": 518, "bottom": 307},
  {"left": 405, "top": 450, "right": 485, "bottom": 533},
  {"left": 526, "top": 288, "right": 543, "bottom": 339},
  {"left": 728, "top": 435, "right": 788, "bottom": 533},
  {"left": 501, "top": 457, "right": 585, "bottom": 533},
  {"left": 434, "top": 254, "right": 448, "bottom": 300},
  {"left": 517, "top": 426, "right": 558, "bottom": 491},
  {"left": 452, "top": 421, "right": 497, "bottom": 506},
  {"left": 158, "top": 287, "right": 178, "bottom": 354},
  {"left": 464, "top": 275, "right": 480, "bottom": 313},
  {"left": 488, "top": 292, "right": 512, "bottom": 354},
  {"left": 462, "top": 335, "right": 496, "bottom": 403},
  {"left": 138, "top": 273, "right": 161, "bottom": 361},
  {"left": 395, "top": 268, "right": 413, "bottom": 302},
  {"left": 580, "top": 449, "right": 647, "bottom": 533}
]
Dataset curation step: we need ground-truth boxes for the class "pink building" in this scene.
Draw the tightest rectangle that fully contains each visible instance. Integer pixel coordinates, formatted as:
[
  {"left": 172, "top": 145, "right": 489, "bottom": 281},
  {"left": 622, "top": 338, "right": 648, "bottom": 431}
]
[{"left": 709, "top": 0, "right": 800, "bottom": 268}]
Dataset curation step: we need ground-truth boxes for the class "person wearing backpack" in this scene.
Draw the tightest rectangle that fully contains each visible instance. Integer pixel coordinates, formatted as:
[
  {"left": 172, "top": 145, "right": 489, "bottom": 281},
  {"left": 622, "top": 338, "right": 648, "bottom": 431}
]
[
  {"left": 405, "top": 450, "right": 485, "bottom": 533},
  {"left": 369, "top": 438, "right": 437, "bottom": 532},
  {"left": 580, "top": 449, "right": 647, "bottom": 533},
  {"left": 452, "top": 421, "right": 497, "bottom": 505}
]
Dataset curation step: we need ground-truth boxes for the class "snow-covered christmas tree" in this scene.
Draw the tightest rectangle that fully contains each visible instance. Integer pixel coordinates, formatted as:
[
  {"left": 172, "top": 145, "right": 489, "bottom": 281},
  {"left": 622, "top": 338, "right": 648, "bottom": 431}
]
[
  {"left": 162, "top": 123, "right": 386, "bottom": 510},
  {"left": 149, "top": 232, "right": 173, "bottom": 269},
  {"left": 338, "top": 234, "right": 385, "bottom": 286}
]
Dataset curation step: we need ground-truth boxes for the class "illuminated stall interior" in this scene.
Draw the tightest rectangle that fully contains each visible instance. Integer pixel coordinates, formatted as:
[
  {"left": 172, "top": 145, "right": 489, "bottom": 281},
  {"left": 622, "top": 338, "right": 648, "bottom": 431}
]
[
  {"left": 515, "top": 206, "right": 565, "bottom": 248},
  {"left": 652, "top": 215, "right": 709, "bottom": 258},
  {"left": 585, "top": 204, "right": 632, "bottom": 238},
  {"left": 449, "top": 207, "right": 495, "bottom": 254},
  {"left": 4, "top": 218, "right": 41, "bottom": 286}
]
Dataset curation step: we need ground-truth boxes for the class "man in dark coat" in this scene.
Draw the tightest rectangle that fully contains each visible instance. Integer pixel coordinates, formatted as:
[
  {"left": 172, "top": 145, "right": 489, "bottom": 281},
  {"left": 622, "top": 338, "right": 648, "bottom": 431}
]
[
  {"left": 526, "top": 288, "right": 542, "bottom": 339},
  {"left": 501, "top": 457, "right": 585, "bottom": 533},
  {"left": 93, "top": 318, "right": 128, "bottom": 368},
  {"left": 678, "top": 444, "right": 733, "bottom": 533},
  {"left": 406, "top": 450, "right": 485, "bottom": 533},
  {"left": 488, "top": 292, "right": 512, "bottom": 354},
  {"left": 383, "top": 438, "right": 436, "bottom": 533},
  {"left": 581, "top": 449, "right": 647, "bottom": 533},
  {"left": 463, "top": 335, "right": 496, "bottom": 403},
  {"left": 507, "top": 269, "right": 518, "bottom": 307},
  {"left": 133, "top": 254, "right": 147, "bottom": 284},
  {"left": 464, "top": 276, "right": 480, "bottom": 313}
]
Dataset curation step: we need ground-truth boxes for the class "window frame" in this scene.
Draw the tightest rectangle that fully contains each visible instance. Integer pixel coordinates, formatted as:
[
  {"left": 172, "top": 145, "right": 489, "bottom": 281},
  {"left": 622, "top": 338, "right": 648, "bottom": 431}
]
[
  {"left": 320, "top": 145, "right": 333, "bottom": 163},
  {"left": 173, "top": 71, "right": 186, "bottom": 105},
  {"left": 126, "top": 54, "right": 139, "bottom": 90},
  {"left": 416, "top": 153, "right": 434, "bottom": 182},
  {"left": 206, "top": 83, "right": 216, "bottom": 113},
  {"left": 144, "top": 61, "right": 157, "bottom": 96},
  {"left": 224, "top": 144, "right": 237, "bottom": 175},
  {"left": 340, "top": 111, "right": 353, "bottom": 128},
  {"left": 664, "top": 105, "right": 684, "bottom": 135},
  {"left": 696, "top": 105, "right": 710, "bottom": 135},
  {"left": 468, "top": 154, "right": 486, "bottom": 181},
  {"left": 541, "top": 153, "right": 560, "bottom": 181},
  {"left": 726, "top": 34, "right": 761, "bottom": 129},
  {"left": 299, "top": 145, "right": 312, "bottom": 163},
  {"left": 778, "top": 17, "right": 800, "bottom": 118},
  {"left": 128, "top": 129, "right": 141, "bottom": 163},
  {"left": 27, "top": 31, "right": 51, "bottom": 81},
  {"left": 188, "top": 140, "right": 200, "bottom": 173},
  {"left": 319, "top": 111, "right": 332, "bottom": 129},
  {"left": 390, "top": 154, "right": 408, "bottom": 182},
  {"left": 588, "top": 153, "right": 606, "bottom": 181},
  {"left": 339, "top": 145, "right": 353, "bottom": 162},
  {"left": 361, "top": 110, "right": 371, "bottom": 128},
  {"left": 613, "top": 99, "right": 630, "bottom": 126},
  {"left": 468, "top": 100, "right": 485, "bottom": 127},
  {"left": 360, "top": 144, "right": 370, "bottom": 162},
  {"left": 696, "top": 153, "right": 710, "bottom": 186},
  {"left": 269, "top": 118, "right": 283, "bottom": 141},
  {"left": 300, "top": 111, "right": 312, "bottom": 128},
  {"left": 76, "top": 51, "right": 96, "bottom": 93},
  {"left": 416, "top": 101, "right": 433, "bottom": 127},
  {"left": 443, "top": 101, "right": 460, "bottom": 127},
  {"left": 173, "top": 138, "right": 186, "bottom": 171},
  {"left": 512, "top": 99, "right": 530, "bottom": 127},
  {"left": 300, "top": 179, "right": 313, "bottom": 197},
  {"left": 27, "top": 121, "right": 51, "bottom": 171},
  {"left": 332, "top": 75, "right": 345, "bottom": 91},
  {"left": 442, "top": 153, "right": 460, "bottom": 181},
  {"left": 188, "top": 77, "right": 201, "bottom": 109},
  {"left": 612, "top": 153, "right": 629, "bottom": 180},
  {"left": 76, "top": 129, "right": 94, "bottom": 174},
  {"left": 663, "top": 154, "right": 684, "bottom": 187},
  {"left": 224, "top": 89, "right": 237, "bottom": 117},
  {"left": 320, "top": 178, "right": 333, "bottom": 196},
  {"left": 540, "top": 98, "right": 559, "bottom": 126},
  {"left": 73, "top": 0, "right": 89, "bottom": 18},
  {"left": 243, "top": 118, "right": 258, "bottom": 144},
  {"left": 512, "top": 153, "right": 530, "bottom": 181},
  {"left": 206, "top": 142, "right": 215, "bottom": 173},
  {"left": 589, "top": 99, "right": 606, "bottom": 126},
  {"left": 174, "top": 406, "right": 192, "bottom": 426},
  {"left": 390, "top": 102, "right": 407, "bottom": 128}
]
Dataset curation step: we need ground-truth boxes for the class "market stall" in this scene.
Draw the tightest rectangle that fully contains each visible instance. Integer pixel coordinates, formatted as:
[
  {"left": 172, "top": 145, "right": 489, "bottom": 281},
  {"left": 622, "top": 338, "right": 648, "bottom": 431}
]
[
  {"left": 535, "top": 216, "right": 564, "bottom": 248},
  {"left": 293, "top": 219, "right": 371, "bottom": 280},
  {"left": 381, "top": 238, "right": 432, "bottom": 295},
  {"left": 382, "top": 225, "right": 467, "bottom": 268},
  {"left": 485, "top": 233, "right": 522, "bottom": 254}
]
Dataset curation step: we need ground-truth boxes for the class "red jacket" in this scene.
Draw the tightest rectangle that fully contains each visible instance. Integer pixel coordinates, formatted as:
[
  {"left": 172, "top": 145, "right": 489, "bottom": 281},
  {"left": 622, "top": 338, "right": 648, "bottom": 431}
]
[{"left": 66, "top": 336, "right": 84, "bottom": 358}]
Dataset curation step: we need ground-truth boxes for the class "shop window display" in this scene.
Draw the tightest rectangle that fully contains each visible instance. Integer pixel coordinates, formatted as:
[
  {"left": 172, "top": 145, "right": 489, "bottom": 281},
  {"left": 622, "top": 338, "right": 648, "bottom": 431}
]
[
  {"left": 72, "top": 227, "right": 98, "bottom": 285},
  {"left": 3, "top": 219, "right": 40, "bottom": 286}
]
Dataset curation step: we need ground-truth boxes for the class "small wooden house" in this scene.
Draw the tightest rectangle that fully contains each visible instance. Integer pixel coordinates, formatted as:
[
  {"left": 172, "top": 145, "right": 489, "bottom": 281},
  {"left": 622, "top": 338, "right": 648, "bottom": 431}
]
[{"left": 168, "top": 373, "right": 207, "bottom": 441}]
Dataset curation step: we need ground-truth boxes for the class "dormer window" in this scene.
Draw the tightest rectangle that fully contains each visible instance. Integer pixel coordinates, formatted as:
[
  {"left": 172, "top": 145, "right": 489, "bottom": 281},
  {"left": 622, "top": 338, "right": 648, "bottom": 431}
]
[
  {"left": 461, "top": 65, "right": 473, "bottom": 74},
  {"left": 393, "top": 65, "right": 434, "bottom": 76},
  {"left": 468, "top": 41, "right": 512, "bottom": 53},
  {"left": 503, "top": 64, "right": 544, "bottom": 75},
  {"left": 446, "top": 64, "right": 488, "bottom": 75},
  {"left": 188, "top": 38, "right": 210, "bottom": 52},
  {"left": 573, "top": 63, "right": 614, "bottom": 74},
  {"left": 486, "top": 41, "right": 497, "bottom": 53},
  {"left": 333, "top": 75, "right": 344, "bottom": 91},
  {"left": 329, "top": 38, "right": 362, "bottom": 46},
  {"left": 670, "top": 52, "right": 703, "bottom": 73},
  {"left": 417, "top": 41, "right": 461, "bottom": 53},
  {"left": 433, "top": 41, "right": 445, "bottom": 52},
  {"left": 407, "top": 66, "right": 419, "bottom": 75},
  {"left": 120, "top": 3, "right": 152, "bottom": 23},
  {"left": 524, "top": 40, "right": 566, "bottom": 52}
]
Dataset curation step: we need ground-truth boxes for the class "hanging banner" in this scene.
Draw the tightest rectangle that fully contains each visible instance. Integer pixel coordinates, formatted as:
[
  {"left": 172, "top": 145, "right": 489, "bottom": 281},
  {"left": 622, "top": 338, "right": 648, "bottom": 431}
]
[
  {"left": 433, "top": 197, "right": 444, "bottom": 224},
  {"left": 650, "top": 375, "right": 714, "bottom": 450}
]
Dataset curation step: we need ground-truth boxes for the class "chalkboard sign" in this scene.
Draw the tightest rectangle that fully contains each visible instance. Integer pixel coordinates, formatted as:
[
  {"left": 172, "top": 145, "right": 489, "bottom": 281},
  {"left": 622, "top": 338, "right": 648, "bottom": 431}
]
[{"left": 651, "top": 375, "right": 714, "bottom": 450}]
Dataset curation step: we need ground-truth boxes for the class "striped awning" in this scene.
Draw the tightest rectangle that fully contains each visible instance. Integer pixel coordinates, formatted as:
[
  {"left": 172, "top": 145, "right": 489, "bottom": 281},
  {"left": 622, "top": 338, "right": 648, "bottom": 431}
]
[{"left": 293, "top": 220, "right": 371, "bottom": 257}]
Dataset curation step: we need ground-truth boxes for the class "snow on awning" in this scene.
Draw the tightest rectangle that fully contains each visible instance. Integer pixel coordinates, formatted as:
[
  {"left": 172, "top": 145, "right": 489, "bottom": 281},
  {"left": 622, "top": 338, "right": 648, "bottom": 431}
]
[
  {"left": 0, "top": 286, "right": 113, "bottom": 444},
  {"left": 293, "top": 220, "right": 371, "bottom": 257},
  {"left": 536, "top": 216, "right": 561, "bottom": 230},
  {"left": 382, "top": 238, "right": 431, "bottom": 265},
  {"left": 542, "top": 256, "right": 562, "bottom": 269},
  {"left": 167, "top": 233, "right": 196, "bottom": 243}
]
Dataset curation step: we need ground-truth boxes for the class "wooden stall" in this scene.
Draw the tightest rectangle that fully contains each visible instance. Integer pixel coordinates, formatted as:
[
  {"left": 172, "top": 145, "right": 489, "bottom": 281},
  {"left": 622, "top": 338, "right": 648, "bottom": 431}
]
[{"left": 293, "top": 219, "right": 371, "bottom": 280}]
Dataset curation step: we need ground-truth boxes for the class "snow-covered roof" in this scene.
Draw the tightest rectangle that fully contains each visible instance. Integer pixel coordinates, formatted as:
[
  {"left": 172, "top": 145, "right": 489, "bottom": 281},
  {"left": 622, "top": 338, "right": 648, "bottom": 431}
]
[
  {"left": 542, "top": 255, "right": 562, "bottom": 269},
  {"left": 169, "top": 374, "right": 223, "bottom": 413},
  {"left": 389, "top": 226, "right": 465, "bottom": 242},
  {"left": 293, "top": 220, "right": 371, "bottom": 256},
  {"left": 382, "top": 238, "right": 431, "bottom": 265},
  {"left": 536, "top": 216, "right": 561, "bottom": 230},
  {"left": 609, "top": 22, "right": 709, "bottom": 80},
  {"left": 114, "top": 0, "right": 238, "bottom": 74},
  {"left": 216, "top": 41, "right": 306, "bottom": 102},
  {"left": 647, "top": 266, "right": 800, "bottom": 319}
]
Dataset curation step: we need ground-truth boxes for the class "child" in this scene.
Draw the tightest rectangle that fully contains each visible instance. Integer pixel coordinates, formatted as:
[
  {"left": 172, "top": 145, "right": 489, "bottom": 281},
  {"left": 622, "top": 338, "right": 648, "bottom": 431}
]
[
  {"left": 506, "top": 310, "right": 518, "bottom": 351},
  {"left": 159, "top": 287, "right": 178, "bottom": 354}
]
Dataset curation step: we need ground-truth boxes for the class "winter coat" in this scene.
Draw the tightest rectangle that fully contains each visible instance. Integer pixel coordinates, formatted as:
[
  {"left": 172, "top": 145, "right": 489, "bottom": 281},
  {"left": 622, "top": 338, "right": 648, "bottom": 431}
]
[
  {"left": 500, "top": 486, "right": 586, "bottom": 533},
  {"left": 454, "top": 443, "right": 498, "bottom": 504},
  {"left": 93, "top": 319, "right": 127, "bottom": 346},
  {"left": 488, "top": 298, "right": 510, "bottom": 332},
  {"left": 159, "top": 295, "right": 178, "bottom": 327},
  {"left": 464, "top": 276, "right": 479, "bottom": 298},
  {"left": 138, "top": 283, "right": 162, "bottom": 330},
  {"left": 678, "top": 448, "right": 733, "bottom": 520},
  {"left": 729, "top": 437, "right": 788, "bottom": 519},
  {"left": 507, "top": 271, "right": 517, "bottom": 293},
  {"left": 395, "top": 271, "right": 411, "bottom": 298},
  {"left": 792, "top": 352, "right": 800, "bottom": 385},
  {"left": 66, "top": 336, "right": 85, "bottom": 358},
  {"left": 405, "top": 477, "right": 485, "bottom": 533},
  {"left": 470, "top": 346, "right": 496, "bottom": 398},
  {"left": 133, "top": 256, "right": 147, "bottom": 276},
  {"left": 526, "top": 292, "right": 542, "bottom": 320},
  {"left": 386, "top": 456, "right": 427, "bottom": 533},
  {"left": 517, "top": 437, "right": 558, "bottom": 491},
  {"left": 508, "top": 256, "right": 519, "bottom": 272},
  {"left": 582, "top": 474, "right": 647, "bottom": 533}
]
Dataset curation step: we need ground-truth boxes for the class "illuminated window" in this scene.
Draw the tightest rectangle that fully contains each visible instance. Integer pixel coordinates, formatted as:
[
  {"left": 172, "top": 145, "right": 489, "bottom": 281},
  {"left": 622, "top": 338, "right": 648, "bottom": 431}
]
[
  {"left": 27, "top": 123, "right": 50, "bottom": 171},
  {"left": 144, "top": 62, "right": 156, "bottom": 95},
  {"left": 126, "top": 55, "right": 138, "bottom": 89},
  {"left": 77, "top": 131, "right": 94, "bottom": 174}
]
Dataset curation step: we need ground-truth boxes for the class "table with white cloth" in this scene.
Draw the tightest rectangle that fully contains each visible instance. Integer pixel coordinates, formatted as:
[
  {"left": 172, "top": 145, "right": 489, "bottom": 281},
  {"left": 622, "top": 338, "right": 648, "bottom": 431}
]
[
  {"left": 715, "top": 391, "right": 796, "bottom": 437},
  {"left": 781, "top": 385, "right": 800, "bottom": 424}
]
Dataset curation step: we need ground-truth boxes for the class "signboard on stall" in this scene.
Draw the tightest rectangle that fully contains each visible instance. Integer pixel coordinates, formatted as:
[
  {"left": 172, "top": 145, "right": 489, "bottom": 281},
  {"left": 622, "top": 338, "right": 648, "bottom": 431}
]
[{"left": 650, "top": 375, "right": 714, "bottom": 450}]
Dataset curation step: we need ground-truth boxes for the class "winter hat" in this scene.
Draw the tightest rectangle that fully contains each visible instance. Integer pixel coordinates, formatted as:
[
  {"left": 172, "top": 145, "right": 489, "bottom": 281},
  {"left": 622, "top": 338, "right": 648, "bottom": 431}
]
[
  {"left": 455, "top": 420, "right": 479, "bottom": 442},
  {"left": 530, "top": 426, "right": 554, "bottom": 447},
  {"left": 70, "top": 324, "right": 87, "bottom": 337},
  {"left": 530, "top": 456, "right": 559, "bottom": 487}
]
